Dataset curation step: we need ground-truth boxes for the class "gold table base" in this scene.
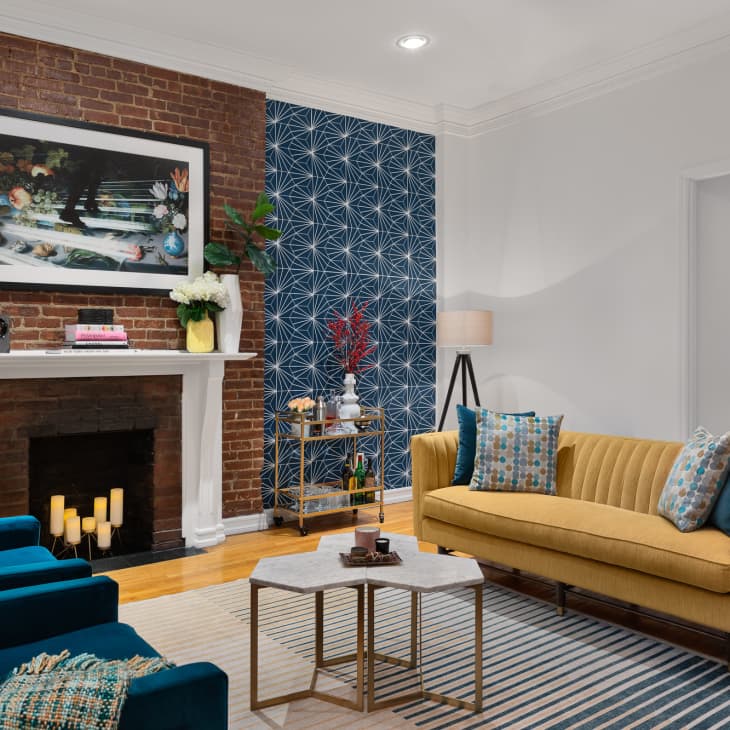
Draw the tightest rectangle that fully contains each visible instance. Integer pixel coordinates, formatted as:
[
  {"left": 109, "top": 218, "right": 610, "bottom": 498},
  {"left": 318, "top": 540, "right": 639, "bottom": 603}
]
[{"left": 249, "top": 582, "right": 483, "bottom": 714}]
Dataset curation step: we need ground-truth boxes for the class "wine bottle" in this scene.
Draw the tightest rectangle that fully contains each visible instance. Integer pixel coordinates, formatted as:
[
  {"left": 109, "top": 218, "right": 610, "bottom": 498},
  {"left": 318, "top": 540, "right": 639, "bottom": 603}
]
[
  {"left": 353, "top": 456, "right": 366, "bottom": 506},
  {"left": 365, "top": 457, "right": 376, "bottom": 503}
]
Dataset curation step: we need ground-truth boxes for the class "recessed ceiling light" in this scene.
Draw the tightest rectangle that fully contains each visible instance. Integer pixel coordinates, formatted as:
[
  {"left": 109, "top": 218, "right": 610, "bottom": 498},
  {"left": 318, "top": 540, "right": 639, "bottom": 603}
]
[{"left": 396, "top": 35, "right": 430, "bottom": 51}]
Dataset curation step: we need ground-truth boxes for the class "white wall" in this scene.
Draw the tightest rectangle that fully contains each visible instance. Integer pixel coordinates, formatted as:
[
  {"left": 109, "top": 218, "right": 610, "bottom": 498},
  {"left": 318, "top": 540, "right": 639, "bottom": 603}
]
[
  {"left": 437, "top": 49, "right": 730, "bottom": 439},
  {"left": 695, "top": 174, "right": 730, "bottom": 436}
]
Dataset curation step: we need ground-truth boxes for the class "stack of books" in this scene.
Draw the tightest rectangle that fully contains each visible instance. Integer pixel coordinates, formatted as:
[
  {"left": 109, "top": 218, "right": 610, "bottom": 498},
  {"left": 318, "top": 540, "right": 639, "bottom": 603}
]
[{"left": 64, "top": 324, "right": 129, "bottom": 349}]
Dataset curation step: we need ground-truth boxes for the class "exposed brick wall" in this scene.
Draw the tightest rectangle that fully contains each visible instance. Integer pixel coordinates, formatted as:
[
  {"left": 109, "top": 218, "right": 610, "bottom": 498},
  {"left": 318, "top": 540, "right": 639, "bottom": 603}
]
[{"left": 0, "top": 32, "right": 266, "bottom": 519}]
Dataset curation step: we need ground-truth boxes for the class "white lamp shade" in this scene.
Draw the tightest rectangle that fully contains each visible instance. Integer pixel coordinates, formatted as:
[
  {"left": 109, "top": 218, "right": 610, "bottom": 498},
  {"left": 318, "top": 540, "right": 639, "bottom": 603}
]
[{"left": 437, "top": 310, "right": 493, "bottom": 348}]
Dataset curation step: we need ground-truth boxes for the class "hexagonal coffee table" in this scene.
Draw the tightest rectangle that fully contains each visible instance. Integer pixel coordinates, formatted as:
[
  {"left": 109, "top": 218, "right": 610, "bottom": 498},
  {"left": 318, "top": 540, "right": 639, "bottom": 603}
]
[{"left": 249, "top": 533, "right": 483, "bottom": 714}]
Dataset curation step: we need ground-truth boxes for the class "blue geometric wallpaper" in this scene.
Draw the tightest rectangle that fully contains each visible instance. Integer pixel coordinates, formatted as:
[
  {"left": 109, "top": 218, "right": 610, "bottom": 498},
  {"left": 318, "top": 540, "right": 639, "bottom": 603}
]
[{"left": 262, "top": 99, "right": 436, "bottom": 506}]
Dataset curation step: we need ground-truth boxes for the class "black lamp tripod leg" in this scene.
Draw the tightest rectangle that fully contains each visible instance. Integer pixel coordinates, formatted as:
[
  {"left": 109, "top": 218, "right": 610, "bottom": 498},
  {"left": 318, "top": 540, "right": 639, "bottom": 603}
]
[
  {"left": 465, "top": 353, "right": 481, "bottom": 407},
  {"left": 438, "top": 354, "right": 463, "bottom": 432}
]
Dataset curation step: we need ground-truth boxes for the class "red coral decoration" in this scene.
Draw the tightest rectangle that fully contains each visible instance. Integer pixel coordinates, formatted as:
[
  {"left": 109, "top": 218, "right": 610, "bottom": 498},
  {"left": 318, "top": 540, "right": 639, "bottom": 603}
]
[{"left": 326, "top": 300, "right": 377, "bottom": 374}]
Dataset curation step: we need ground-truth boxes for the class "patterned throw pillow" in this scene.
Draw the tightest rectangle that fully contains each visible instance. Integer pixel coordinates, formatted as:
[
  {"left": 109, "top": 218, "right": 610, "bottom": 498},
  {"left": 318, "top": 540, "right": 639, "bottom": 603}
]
[
  {"left": 657, "top": 426, "right": 730, "bottom": 532},
  {"left": 469, "top": 409, "right": 564, "bottom": 495},
  {"left": 452, "top": 405, "right": 536, "bottom": 485}
]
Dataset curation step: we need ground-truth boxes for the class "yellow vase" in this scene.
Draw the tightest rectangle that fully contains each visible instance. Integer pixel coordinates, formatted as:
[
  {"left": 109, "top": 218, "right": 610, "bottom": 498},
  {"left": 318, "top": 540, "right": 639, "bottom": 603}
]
[{"left": 186, "top": 312, "right": 214, "bottom": 353}]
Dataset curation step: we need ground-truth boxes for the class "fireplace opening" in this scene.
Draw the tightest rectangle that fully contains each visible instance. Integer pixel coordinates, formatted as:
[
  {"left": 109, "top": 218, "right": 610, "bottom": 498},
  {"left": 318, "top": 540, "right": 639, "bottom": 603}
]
[{"left": 29, "top": 430, "right": 155, "bottom": 557}]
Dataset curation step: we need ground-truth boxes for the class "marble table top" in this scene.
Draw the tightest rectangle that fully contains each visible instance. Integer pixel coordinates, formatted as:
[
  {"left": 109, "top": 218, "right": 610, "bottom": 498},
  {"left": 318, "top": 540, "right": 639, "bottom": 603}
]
[{"left": 251, "top": 532, "right": 482, "bottom": 594}]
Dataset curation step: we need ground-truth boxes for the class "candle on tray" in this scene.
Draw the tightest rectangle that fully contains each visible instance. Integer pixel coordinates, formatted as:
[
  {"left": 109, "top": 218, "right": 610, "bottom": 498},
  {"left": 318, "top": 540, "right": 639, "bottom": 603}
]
[
  {"left": 81, "top": 516, "right": 96, "bottom": 534},
  {"left": 50, "top": 495, "right": 64, "bottom": 537},
  {"left": 97, "top": 521, "right": 111, "bottom": 550},
  {"left": 109, "top": 488, "right": 123, "bottom": 527},
  {"left": 64, "top": 515, "right": 81, "bottom": 545},
  {"left": 94, "top": 497, "right": 107, "bottom": 525},
  {"left": 354, "top": 526, "right": 380, "bottom": 553}
]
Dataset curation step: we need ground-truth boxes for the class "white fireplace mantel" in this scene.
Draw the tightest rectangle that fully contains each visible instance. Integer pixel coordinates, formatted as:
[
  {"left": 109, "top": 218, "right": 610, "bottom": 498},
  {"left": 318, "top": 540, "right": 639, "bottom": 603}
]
[{"left": 0, "top": 349, "right": 256, "bottom": 548}]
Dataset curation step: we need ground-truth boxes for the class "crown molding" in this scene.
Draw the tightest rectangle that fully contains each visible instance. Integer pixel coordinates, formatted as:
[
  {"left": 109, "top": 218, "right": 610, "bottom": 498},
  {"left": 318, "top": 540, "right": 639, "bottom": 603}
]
[{"left": 4, "top": 5, "right": 730, "bottom": 139}]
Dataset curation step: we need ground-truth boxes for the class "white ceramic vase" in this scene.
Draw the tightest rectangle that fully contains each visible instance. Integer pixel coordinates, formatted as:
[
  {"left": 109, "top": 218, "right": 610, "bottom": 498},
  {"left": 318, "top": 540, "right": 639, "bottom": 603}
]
[
  {"left": 215, "top": 274, "right": 243, "bottom": 353},
  {"left": 338, "top": 373, "right": 360, "bottom": 433}
]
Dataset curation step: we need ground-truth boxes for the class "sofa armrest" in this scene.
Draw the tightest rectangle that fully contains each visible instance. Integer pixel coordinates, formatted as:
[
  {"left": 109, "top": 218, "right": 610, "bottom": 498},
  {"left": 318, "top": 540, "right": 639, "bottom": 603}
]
[
  {"left": 0, "top": 558, "right": 91, "bottom": 591},
  {"left": 121, "top": 662, "right": 228, "bottom": 730},
  {"left": 0, "top": 576, "right": 118, "bottom": 648},
  {"left": 0, "top": 516, "right": 40, "bottom": 550},
  {"left": 410, "top": 430, "right": 459, "bottom": 538}
]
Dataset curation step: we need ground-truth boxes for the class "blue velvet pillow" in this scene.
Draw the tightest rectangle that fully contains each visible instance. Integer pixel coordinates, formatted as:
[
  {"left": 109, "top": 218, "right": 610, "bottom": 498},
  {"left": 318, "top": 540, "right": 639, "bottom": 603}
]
[
  {"left": 709, "top": 470, "right": 730, "bottom": 535},
  {"left": 452, "top": 404, "right": 536, "bottom": 485}
]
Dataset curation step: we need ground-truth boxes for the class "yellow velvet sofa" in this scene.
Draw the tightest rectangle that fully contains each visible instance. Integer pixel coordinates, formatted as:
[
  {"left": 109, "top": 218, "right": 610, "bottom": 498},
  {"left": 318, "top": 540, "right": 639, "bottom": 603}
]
[{"left": 412, "top": 429, "right": 730, "bottom": 635}]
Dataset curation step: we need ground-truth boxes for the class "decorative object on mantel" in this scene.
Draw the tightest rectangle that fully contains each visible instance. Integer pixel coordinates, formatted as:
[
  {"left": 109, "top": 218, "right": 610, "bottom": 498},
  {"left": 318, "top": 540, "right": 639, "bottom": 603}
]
[
  {"left": 203, "top": 192, "right": 282, "bottom": 353},
  {"left": 65, "top": 307, "right": 129, "bottom": 350},
  {"left": 326, "top": 300, "right": 377, "bottom": 433},
  {"left": 169, "top": 271, "right": 229, "bottom": 353}
]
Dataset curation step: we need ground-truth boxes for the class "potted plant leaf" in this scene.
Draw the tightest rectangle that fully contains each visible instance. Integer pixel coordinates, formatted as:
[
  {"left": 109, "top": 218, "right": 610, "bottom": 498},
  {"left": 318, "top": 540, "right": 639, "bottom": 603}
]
[{"left": 203, "top": 192, "right": 282, "bottom": 353}]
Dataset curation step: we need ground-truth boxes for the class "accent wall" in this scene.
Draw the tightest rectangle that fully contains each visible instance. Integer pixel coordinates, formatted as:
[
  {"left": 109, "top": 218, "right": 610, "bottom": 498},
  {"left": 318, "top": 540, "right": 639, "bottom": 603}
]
[{"left": 263, "top": 100, "right": 436, "bottom": 504}]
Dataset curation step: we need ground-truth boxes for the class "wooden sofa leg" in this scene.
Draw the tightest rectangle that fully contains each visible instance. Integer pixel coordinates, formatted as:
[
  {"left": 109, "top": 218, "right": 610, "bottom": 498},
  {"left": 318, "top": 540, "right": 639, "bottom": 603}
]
[
  {"left": 437, "top": 546, "right": 453, "bottom": 555},
  {"left": 556, "top": 582, "right": 566, "bottom": 616}
]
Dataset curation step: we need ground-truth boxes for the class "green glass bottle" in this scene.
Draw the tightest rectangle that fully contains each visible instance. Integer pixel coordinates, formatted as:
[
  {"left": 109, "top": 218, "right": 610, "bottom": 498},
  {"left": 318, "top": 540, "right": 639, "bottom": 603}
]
[{"left": 353, "top": 456, "right": 366, "bottom": 506}]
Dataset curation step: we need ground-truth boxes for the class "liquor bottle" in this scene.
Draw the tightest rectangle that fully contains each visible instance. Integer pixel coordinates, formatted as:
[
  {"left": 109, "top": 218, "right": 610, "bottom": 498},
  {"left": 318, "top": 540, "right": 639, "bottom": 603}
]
[
  {"left": 364, "top": 457, "right": 376, "bottom": 503},
  {"left": 354, "top": 456, "right": 366, "bottom": 506},
  {"left": 342, "top": 461, "right": 353, "bottom": 495}
]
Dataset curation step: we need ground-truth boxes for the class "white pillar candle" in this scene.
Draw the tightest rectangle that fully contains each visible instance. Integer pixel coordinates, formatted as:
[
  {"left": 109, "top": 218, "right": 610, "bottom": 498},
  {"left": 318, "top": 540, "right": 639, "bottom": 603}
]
[
  {"left": 81, "top": 516, "right": 96, "bottom": 533},
  {"left": 97, "top": 521, "right": 111, "bottom": 550},
  {"left": 50, "top": 495, "right": 65, "bottom": 536},
  {"left": 93, "top": 497, "right": 107, "bottom": 525},
  {"left": 109, "top": 488, "right": 124, "bottom": 526},
  {"left": 65, "top": 515, "right": 81, "bottom": 545},
  {"left": 63, "top": 508, "right": 77, "bottom": 521}
]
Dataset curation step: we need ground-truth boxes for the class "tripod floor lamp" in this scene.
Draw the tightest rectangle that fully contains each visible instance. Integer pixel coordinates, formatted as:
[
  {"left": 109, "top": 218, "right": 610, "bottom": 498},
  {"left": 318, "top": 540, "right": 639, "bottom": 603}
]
[{"left": 437, "top": 310, "right": 493, "bottom": 431}]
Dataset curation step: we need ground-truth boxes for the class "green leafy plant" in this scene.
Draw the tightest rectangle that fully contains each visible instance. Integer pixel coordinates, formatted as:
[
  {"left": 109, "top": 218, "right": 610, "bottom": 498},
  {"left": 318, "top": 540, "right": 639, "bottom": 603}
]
[{"left": 204, "top": 192, "right": 281, "bottom": 275}]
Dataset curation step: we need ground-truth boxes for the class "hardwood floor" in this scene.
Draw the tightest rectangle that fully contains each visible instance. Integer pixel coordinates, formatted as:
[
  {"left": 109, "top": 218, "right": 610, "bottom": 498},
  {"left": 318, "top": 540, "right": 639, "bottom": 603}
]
[
  {"left": 103, "top": 500, "right": 728, "bottom": 664},
  {"left": 103, "top": 501, "right": 426, "bottom": 604}
]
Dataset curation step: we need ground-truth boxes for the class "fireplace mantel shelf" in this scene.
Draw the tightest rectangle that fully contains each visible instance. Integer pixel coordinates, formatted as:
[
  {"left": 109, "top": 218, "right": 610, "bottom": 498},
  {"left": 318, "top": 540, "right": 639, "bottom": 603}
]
[
  {"left": 1, "top": 349, "right": 257, "bottom": 549},
  {"left": 0, "top": 349, "right": 256, "bottom": 379}
]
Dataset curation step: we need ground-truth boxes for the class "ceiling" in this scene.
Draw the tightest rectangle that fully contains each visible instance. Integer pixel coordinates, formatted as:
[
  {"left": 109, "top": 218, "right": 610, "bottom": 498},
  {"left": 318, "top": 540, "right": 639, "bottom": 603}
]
[{"left": 4, "top": 0, "right": 730, "bottom": 134}]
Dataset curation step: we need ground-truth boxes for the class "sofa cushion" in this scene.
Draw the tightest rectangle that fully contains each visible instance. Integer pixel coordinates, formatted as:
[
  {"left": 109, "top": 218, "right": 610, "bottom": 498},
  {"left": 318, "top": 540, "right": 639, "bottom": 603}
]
[
  {"left": 470, "top": 410, "right": 563, "bottom": 495},
  {"left": 423, "top": 487, "right": 730, "bottom": 593},
  {"left": 452, "top": 405, "right": 535, "bottom": 485},
  {"left": 0, "top": 546, "right": 55, "bottom": 568},
  {"left": 0, "top": 623, "right": 159, "bottom": 677},
  {"left": 709, "top": 471, "right": 730, "bottom": 535},
  {"left": 658, "top": 426, "right": 730, "bottom": 532}
]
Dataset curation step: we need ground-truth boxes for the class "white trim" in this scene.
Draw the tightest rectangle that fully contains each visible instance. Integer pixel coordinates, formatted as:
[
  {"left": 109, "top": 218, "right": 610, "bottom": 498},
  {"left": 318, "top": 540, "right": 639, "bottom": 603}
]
[
  {"left": 223, "top": 512, "right": 269, "bottom": 536},
  {"left": 383, "top": 487, "right": 413, "bottom": 504},
  {"left": 679, "top": 158, "right": 730, "bottom": 439},
  {"left": 4, "top": 5, "right": 730, "bottom": 136}
]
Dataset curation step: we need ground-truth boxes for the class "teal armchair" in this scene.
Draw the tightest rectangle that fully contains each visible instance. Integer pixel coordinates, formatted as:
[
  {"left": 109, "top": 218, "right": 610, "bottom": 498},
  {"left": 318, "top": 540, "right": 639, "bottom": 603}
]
[
  {"left": 0, "top": 576, "right": 228, "bottom": 729},
  {"left": 0, "top": 515, "right": 90, "bottom": 590}
]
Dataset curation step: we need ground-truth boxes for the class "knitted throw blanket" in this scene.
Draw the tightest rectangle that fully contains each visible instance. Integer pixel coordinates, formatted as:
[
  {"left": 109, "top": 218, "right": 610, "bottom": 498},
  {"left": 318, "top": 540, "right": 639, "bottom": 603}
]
[{"left": 0, "top": 650, "right": 174, "bottom": 730}]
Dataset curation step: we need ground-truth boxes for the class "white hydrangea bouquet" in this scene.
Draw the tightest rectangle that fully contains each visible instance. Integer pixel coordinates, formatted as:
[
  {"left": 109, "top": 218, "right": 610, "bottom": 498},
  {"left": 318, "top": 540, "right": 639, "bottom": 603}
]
[{"left": 169, "top": 271, "right": 229, "bottom": 327}]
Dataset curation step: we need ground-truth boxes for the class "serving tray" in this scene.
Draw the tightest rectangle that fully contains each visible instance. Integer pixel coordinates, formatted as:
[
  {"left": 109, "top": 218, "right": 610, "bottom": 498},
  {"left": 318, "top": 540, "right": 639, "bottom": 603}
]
[{"left": 340, "top": 550, "right": 402, "bottom": 567}]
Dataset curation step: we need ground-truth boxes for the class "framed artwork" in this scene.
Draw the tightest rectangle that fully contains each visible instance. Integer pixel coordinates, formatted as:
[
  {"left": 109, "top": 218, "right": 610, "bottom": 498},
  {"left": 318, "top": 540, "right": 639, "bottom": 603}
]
[{"left": 0, "top": 109, "right": 208, "bottom": 292}]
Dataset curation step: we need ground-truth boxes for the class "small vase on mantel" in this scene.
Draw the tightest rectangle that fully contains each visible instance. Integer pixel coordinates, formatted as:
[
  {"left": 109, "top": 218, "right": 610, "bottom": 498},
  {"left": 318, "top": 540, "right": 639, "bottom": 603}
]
[
  {"left": 215, "top": 274, "right": 243, "bottom": 353},
  {"left": 338, "top": 373, "right": 360, "bottom": 433},
  {"left": 186, "top": 312, "right": 214, "bottom": 353}
]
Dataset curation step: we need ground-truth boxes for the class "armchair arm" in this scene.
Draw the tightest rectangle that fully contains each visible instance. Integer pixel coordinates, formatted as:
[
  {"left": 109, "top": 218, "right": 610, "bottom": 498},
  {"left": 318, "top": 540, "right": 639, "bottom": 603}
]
[
  {"left": 0, "top": 516, "right": 41, "bottom": 550},
  {"left": 0, "top": 558, "right": 91, "bottom": 591},
  {"left": 0, "top": 576, "right": 118, "bottom": 648},
  {"left": 120, "top": 662, "right": 228, "bottom": 730},
  {"left": 410, "top": 430, "right": 459, "bottom": 538}
]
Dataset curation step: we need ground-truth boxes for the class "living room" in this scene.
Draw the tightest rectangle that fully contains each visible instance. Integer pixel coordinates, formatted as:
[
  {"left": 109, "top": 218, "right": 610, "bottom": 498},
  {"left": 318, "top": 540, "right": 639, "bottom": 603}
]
[{"left": 2, "top": 1, "right": 730, "bottom": 727}]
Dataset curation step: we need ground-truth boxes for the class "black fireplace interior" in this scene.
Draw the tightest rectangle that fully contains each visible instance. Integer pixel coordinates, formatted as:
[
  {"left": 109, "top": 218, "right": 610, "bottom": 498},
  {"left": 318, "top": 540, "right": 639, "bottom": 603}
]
[{"left": 29, "top": 429, "right": 154, "bottom": 557}]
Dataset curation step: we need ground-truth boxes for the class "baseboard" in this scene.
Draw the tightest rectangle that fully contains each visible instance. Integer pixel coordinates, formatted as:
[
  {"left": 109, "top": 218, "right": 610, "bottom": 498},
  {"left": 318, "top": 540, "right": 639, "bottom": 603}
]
[
  {"left": 222, "top": 512, "right": 268, "bottom": 535},
  {"left": 383, "top": 487, "right": 412, "bottom": 504}
]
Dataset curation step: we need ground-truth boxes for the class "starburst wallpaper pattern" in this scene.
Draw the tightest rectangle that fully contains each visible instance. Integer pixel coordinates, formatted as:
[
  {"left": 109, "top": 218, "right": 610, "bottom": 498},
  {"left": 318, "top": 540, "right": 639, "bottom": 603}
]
[{"left": 262, "top": 100, "right": 436, "bottom": 507}]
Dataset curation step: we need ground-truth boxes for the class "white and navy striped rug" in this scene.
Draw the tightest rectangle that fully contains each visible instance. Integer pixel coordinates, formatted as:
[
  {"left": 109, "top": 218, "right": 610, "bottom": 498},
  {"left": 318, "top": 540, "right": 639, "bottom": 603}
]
[{"left": 119, "top": 578, "right": 730, "bottom": 729}]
